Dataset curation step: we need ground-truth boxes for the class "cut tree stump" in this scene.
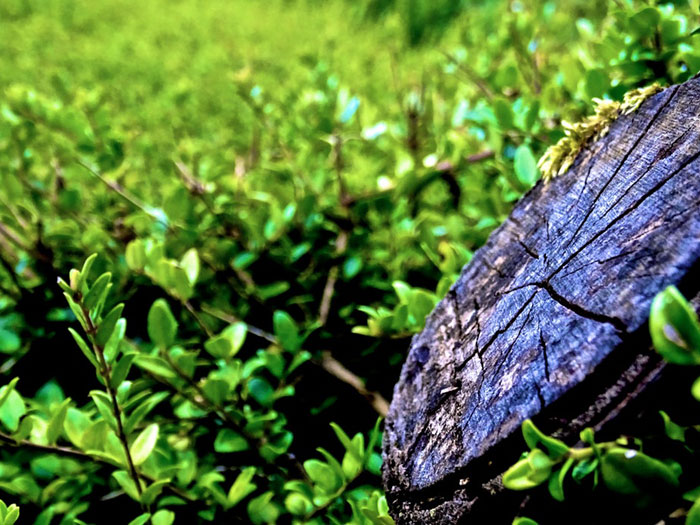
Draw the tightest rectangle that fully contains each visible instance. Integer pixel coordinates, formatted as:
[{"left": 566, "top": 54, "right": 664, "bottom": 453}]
[{"left": 383, "top": 75, "right": 700, "bottom": 524}]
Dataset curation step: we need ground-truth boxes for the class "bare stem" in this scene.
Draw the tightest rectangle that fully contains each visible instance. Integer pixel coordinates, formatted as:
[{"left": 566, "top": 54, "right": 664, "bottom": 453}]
[
  {"left": 319, "top": 352, "right": 389, "bottom": 417},
  {"left": 318, "top": 231, "right": 348, "bottom": 327},
  {"left": 199, "top": 304, "right": 276, "bottom": 343},
  {"left": 183, "top": 300, "right": 214, "bottom": 338}
]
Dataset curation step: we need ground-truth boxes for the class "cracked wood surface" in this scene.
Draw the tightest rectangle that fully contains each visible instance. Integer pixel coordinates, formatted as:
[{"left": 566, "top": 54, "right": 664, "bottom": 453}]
[{"left": 382, "top": 76, "right": 700, "bottom": 524}]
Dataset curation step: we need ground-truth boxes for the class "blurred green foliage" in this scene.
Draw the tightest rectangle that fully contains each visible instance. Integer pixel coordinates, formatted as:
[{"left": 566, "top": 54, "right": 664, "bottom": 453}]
[{"left": 0, "top": 0, "right": 699, "bottom": 523}]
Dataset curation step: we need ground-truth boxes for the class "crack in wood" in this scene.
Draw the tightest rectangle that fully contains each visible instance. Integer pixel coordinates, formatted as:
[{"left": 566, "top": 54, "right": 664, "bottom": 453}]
[
  {"left": 601, "top": 123, "right": 694, "bottom": 219},
  {"left": 534, "top": 382, "right": 545, "bottom": 410},
  {"left": 450, "top": 288, "right": 465, "bottom": 344},
  {"left": 563, "top": 85, "right": 679, "bottom": 252},
  {"left": 477, "top": 291, "right": 537, "bottom": 358},
  {"left": 556, "top": 250, "right": 636, "bottom": 280},
  {"left": 551, "top": 146, "right": 700, "bottom": 281},
  {"left": 536, "top": 281, "right": 627, "bottom": 332},
  {"left": 489, "top": 305, "right": 535, "bottom": 379},
  {"left": 539, "top": 329, "right": 550, "bottom": 382},
  {"left": 517, "top": 238, "right": 540, "bottom": 259}
]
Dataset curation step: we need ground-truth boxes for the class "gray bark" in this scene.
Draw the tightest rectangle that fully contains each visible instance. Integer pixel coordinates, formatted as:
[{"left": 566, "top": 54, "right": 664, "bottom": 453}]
[{"left": 382, "top": 75, "right": 700, "bottom": 524}]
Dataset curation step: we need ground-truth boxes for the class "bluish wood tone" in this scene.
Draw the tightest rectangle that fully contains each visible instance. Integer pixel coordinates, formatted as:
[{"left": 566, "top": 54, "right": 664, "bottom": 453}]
[{"left": 383, "top": 76, "right": 700, "bottom": 524}]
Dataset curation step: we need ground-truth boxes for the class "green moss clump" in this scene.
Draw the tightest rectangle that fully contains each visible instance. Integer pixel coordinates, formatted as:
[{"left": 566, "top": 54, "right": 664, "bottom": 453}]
[{"left": 538, "top": 83, "right": 664, "bottom": 183}]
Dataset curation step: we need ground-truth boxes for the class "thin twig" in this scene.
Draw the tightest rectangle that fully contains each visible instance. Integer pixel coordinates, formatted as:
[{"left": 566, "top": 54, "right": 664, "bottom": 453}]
[
  {"left": 0, "top": 429, "right": 194, "bottom": 501},
  {"left": 173, "top": 160, "right": 207, "bottom": 196},
  {"left": 0, "top": 222, "right": 31, "bottom": 252},
  {"left": 183, "top": 300, "right": 214, "bottom": 338},
  {"left": 0, "top": 254, "right": 22, "bottom": 300},
  {"left": 466, "top": 149, "right": 495, "bottom": 163},
  {"left": 77, "top": 161, "right": 170, "bottom": 229},
  {"left": 442, "top": 52, "right": 494, "bottom": 100},
  {"left": 199, "top": 304, "right": 276, "bottom": 343},
  {"left": 81, "top": 305, "right": 143, "bottom": 497},
  {"left": 318, "top": 352, "right": 389, "bottom": 417},
  {"left": 318, "top": 231, "right": 348, "bottom": 327}
]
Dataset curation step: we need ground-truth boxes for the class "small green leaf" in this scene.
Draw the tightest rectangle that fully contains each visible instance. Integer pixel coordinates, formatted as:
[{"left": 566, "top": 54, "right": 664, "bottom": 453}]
[
  {"left": 502, "top": 449, "right": 554, "bottom": 490},
  {"left": 124, "top": 392, "right": 169, "bottom": 435},
  {"left": 660, "top": 411, "right": 686, "bottom": 442},
  {"left": 572, "top": 456, "right": 598, "bottom": 482},
  {"left": 127, "top": 514, "right": 151, "bottom": 525},
  {"left": 0, "top": 329, "right": 20, "bottom": 353},
  {"left": 248, "top": 377, "right": 274, "bottom": 406},
  {"left": 46, "top": 398, "right": 71, "bottom": 445},
  {"left": 77, "top": 253, "right": 98, "bottom": 293},
  {"left": 628, "top": 7, "right": 660, "bottom": 38},
  {"left": 548, "top": 457, "right": 574, "bottom": 502},
  {"left": 247, "top": 491, "right": 280, "bottom": 524},
  {"left": 68, "top": 328, "right": 99, "bottom": 369},
  {"left": 0, "top": 378, "right": 20, "bottom": 410},
  {"left": 90, "top": 391, "right": 117, "bottom": 431},
  {"left": 514, "top": 145, "right": 539, "bottom": 187},
  {"left": 522, "top": 419, "right": 569, "bottom": 459},
  {"left": 224, "top": 322, "right": 247, "bottom": 356},
  {"left": 214, "top": 428, "right": 249, "bottom": 453},
  {"left": 684, "top": 486, "right": 700, "bottom": 502},
  {"left": 273, "top": 311, "right": 301, "bottom": 352},
  {"left": 83, "top": 272, "right": 112, "bottom": 311},
  {"left": 113, "top": 470, "right": 141, "bottom": 501},
  {"left": 600, "top": 448, "right": 679, "bottom": 495},
  {"left": 584, "top": 68, "right": 609, "bottom": 99},
  {"left": 133, "top": 354, "right": 175, "bottom": 380},
  {"left": 392, "top": 281, "right": 412, "bottom": 304},
  {"left": 493, "top": 98, "right": 514, "bottom": 129},
  {"left": 64, "top": 293, "right": 89, "bottom": 332},
  {"left": 152, "top": 509, "right": 175, "bottom": 525},
  {"left": 103, "top": 318, "right": 126, "bottom": 364},
  {"left": 147, "top": 299, "right": 177, "bottom": 348},
  {"left": 650, "top": 286, "right": 700, "bottom": 364},
  {"left": 57, "top": 277, "right": 73, "bottom": 295},
  {"left": 580, "top": 427, "right": 596, "bottom": 446},
  {"left": 0, "top": 389, "right": 26, "bottom": 432},
  {"left": 34, "top": 506, "right": 53, "bottom": 525},
  {"left": 181, "top": 248, "right": 200, "bottom": 285},
  {"left": 3, "top": 504, "right": 19, "bottom": 525},
  {"left": 97, "top": 303, "right": 124, "bottom": 346},
  {"left": 202, "top": 378, "right": 229, "bottom": 405},
  {"left": 343, "top": 256, "right": 362, "bottom": 279},
  {"left": 330, "top": 422, "right": 354, "bottom": 454},
  {"left": 130, "top": 423, "right": 159, "bottom": 466},
  {"left": 111, "top": 353, "right": 136, "bottom": 389},
  {"left": 303, "top": 459, "right": 343, "bottom": 494},
  {"left": 285, "top": 492, "right": 314, "bottom": 516},
  {"left": 688, "top": 498, "right": 700, "bottom": 525},
  {"left": 204, "top": 335, "right": 232, "bottom": 360},
  {"left": 171, "top": 265, "right": 194, "bottom": 300},
  {"left": 693, "top": 376, "right": 700, "bottom": 401},
  {"left": 125, "top": 241, "right": 147, "bottom": 271},
  {"left": 140, "top": 479, "right": 168, "bottom": 506},
  {"left": 228, "top": 466, "right": 257, "bottom": 508},
  {"left": 64, "top": 407, "right": 92, "bottom": 448},
  {"left": 513, "top": 518, "right": 539, "bottom": 525}
]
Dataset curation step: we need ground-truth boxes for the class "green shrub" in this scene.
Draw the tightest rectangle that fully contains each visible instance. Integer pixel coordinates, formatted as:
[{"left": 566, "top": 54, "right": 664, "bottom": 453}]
[{"left": 0, "top": 0, "right": 699, "bottom": 523}]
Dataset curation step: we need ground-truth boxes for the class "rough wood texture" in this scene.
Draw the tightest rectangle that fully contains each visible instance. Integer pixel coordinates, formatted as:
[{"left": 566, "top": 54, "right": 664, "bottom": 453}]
[{"left": 383, "top": 76, "right": 700, "bottom": 524}]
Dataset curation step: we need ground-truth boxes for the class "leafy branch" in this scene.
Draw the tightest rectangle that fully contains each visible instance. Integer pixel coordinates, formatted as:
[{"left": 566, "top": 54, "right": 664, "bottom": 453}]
[{"left": 60, "top": 254, "right": 144, "bottom": 497}]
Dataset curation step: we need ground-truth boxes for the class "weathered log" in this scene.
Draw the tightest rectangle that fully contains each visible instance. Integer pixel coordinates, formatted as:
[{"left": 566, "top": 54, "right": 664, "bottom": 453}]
[{"left": 383, "top": 75, "right": 700, "bottom": 524}]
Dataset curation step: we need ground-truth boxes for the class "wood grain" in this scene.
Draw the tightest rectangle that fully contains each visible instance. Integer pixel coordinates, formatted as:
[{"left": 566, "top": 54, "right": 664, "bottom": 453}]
[{"left": 382, "top": 76, "right": 700, "bottom": 524}]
